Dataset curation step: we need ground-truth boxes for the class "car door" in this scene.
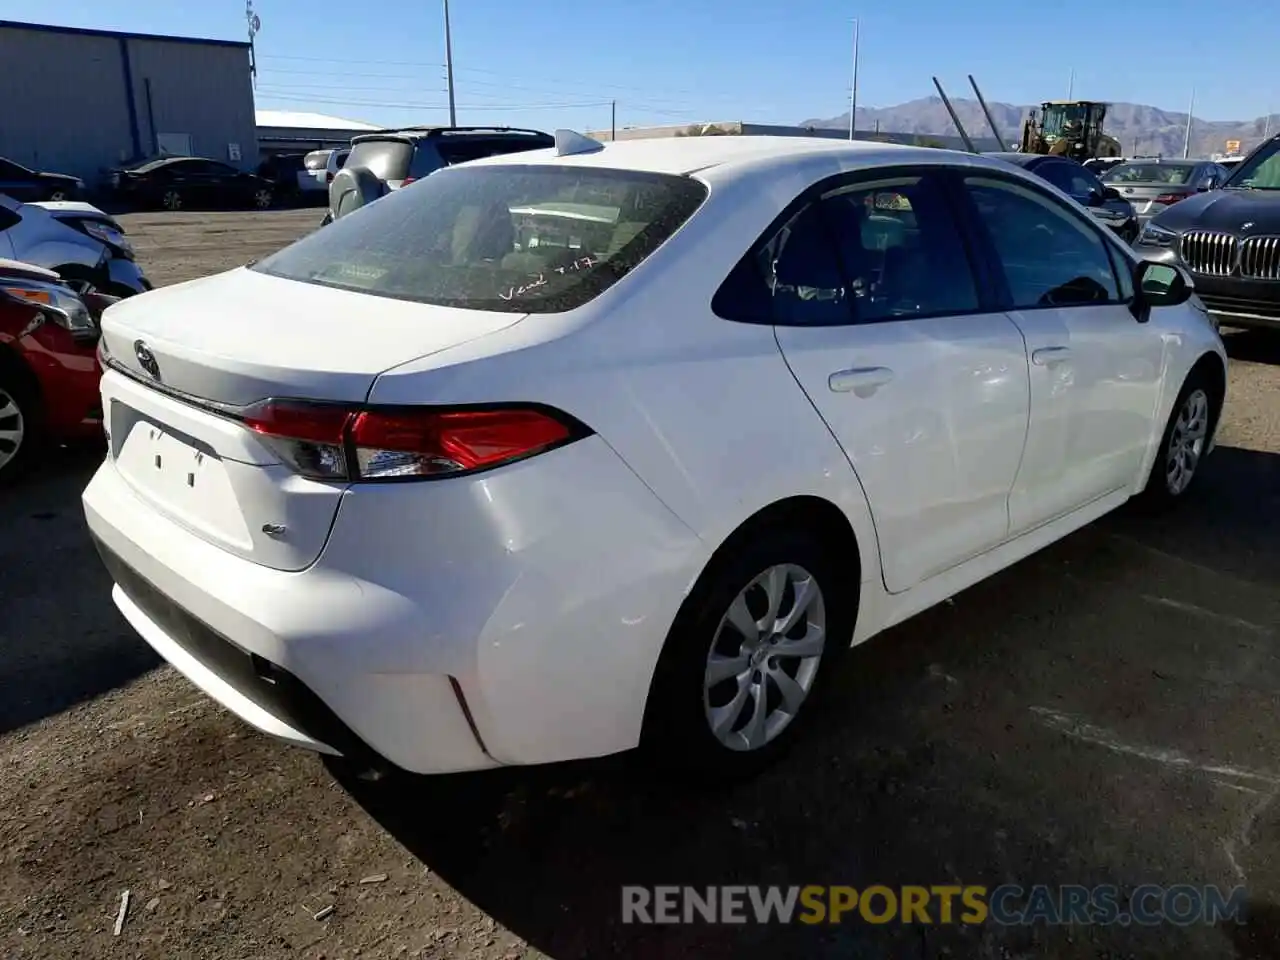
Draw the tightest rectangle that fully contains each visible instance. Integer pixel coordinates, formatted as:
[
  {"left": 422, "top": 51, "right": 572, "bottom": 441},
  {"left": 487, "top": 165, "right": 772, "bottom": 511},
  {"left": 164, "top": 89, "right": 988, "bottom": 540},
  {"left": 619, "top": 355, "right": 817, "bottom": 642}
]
[
  {"left": 762, "top": 168, "right": 1031, "bottom": 593},
  {"left": 956, "top": 172, "right": 1166, "bottom": 535},
  {"left": 194, "top": 160, "right": 242, "bottom": 205},
  {"left": 158, "top": 159, "right": 202, "bottom": 203}
]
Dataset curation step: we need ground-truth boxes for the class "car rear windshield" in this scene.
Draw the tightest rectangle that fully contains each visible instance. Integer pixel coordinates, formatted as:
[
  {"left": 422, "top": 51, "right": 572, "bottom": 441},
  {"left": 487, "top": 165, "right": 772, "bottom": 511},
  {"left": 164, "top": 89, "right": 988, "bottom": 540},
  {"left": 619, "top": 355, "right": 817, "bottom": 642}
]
[
  {"left": 252, "top": 165, "right": 708, "bottom": 313},
  {"left": 303, "top": 151, "right": 331, "bottom": 171},
  {"left": 1103, "top": 163, "right": 1195, "bottom": 185},
  {"left": 346, "top": 139, "right": 415, "bottom": 180},
  {"left": 435, "top": 135, "right": 553, "bottom": 168}
]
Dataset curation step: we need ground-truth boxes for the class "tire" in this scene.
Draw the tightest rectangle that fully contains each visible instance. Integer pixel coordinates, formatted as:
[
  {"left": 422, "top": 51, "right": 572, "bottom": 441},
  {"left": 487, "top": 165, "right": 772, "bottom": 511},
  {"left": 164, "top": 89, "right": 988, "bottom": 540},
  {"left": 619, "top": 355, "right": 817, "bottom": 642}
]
[
  {"left": 162, "top": 189, "right": 182, "bottom": 211},
  {"left": 641, "top": 524, "right": 853, "bottom": 782},
  {"left": 47, "top": 189, "right": 68, "bottom": 202},
  {"left": 319, "top": 212, "right": 334, "bottom": 228},
  {"left": 0, "top": 377, "right": 38, "bottom": 483},
  {"left": 1140, "top": 369, "right": 1217, "bottom": 508},
  {"left": 252, "top": 187, "right": 274, "bottom": 210}
]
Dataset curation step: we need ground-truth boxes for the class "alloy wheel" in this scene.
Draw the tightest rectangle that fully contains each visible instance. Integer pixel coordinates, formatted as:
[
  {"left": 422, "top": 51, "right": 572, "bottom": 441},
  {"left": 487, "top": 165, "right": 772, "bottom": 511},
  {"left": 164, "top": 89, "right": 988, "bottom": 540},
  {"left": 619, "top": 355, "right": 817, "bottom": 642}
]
[
  {"left": 48, "top": 190, "right": 67, "bottom": 202},
  {"left": 254, "top": 188, "right": 273, "bottom": 209},
  {"left": 163, "top": 190, "right": 182, "bottom": 211},
  {"left": 1166, "top": 388, "right": 1209, "bottom": 496},
  {"left": 703, "top": 563, "right": 826, "bottom": 752},
  {"left": 0, "top": 388, "right": 26, "bottom": 474}
]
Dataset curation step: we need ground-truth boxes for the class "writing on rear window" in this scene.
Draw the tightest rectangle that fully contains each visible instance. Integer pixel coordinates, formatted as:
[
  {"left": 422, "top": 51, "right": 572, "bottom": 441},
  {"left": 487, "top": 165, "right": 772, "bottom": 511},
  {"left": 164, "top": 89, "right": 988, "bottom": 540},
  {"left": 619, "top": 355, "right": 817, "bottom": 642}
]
[{"left": 252, "top": 165, "right": 707, "bottom": 314}]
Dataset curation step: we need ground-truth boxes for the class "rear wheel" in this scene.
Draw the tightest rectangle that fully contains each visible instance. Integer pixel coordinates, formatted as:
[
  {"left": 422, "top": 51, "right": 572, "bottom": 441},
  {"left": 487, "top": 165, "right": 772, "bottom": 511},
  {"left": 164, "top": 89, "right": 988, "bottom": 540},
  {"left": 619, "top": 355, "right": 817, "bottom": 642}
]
[
  {"left": 162, "top": 189, "right": 182, "bottom": 211},
  {"left": 252, "top": 187, "right": 274, "bottom": 210},
  {"left": 642, "top": 525, "right": 852, "bottom": 781},
  {"left": 0, "top": 379, "right": 37, "bottom": 482},
  {"left": 47, "top": 188, "right": 68, "bottom": 202}
]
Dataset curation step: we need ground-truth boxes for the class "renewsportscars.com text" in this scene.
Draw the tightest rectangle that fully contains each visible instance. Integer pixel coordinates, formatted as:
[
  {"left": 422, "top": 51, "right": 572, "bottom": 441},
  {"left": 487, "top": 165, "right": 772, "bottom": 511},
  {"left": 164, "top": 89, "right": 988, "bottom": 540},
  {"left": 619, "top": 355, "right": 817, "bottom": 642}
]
[{"left": 621, "top": 884, "right": 1248, "bottom": 926}]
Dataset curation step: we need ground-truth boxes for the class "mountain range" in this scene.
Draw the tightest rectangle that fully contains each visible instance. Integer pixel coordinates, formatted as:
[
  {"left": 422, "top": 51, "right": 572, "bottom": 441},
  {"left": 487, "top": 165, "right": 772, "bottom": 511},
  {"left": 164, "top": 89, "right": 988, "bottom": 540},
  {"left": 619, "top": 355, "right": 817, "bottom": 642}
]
[{"left": 801, "top": 97, "right": 1276, "bottom": 158}]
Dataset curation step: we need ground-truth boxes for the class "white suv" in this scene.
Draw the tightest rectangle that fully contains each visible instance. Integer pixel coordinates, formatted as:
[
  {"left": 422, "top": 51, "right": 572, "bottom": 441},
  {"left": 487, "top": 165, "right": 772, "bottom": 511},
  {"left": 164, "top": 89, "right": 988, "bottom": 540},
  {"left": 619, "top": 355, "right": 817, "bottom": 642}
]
[{"left": 298, "top": 148, "right": 350, "bottom": 197}]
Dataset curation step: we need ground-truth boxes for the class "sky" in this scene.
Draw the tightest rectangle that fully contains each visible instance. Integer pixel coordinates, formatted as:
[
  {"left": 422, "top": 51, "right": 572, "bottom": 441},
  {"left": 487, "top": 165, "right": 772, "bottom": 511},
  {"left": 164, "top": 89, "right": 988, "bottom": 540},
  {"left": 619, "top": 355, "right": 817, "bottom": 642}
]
[{"left": 7, "top": 0, "right": 1278, "bottom": 135}]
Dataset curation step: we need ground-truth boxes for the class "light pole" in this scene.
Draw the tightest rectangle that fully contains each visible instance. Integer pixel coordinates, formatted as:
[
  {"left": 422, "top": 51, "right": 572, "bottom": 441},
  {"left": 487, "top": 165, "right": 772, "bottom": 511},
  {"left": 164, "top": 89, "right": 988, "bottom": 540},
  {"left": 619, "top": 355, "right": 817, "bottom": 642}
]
[
  {"left": 443, "top": 0, "right": 457, "bottom": 125},
  {"left": 848, "top": 18, "right": 860, "bottom": 141},
  {"left": 1183, "top": 87, "right": 1195, "bottom": 159}
]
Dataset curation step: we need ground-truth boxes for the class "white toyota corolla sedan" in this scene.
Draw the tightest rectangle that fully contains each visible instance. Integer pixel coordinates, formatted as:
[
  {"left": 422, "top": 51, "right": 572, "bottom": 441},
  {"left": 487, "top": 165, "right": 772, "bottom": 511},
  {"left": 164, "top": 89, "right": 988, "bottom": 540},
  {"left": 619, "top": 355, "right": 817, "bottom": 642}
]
[{"left": 83, "top": 132, "right": 1227, "bottom": 781}]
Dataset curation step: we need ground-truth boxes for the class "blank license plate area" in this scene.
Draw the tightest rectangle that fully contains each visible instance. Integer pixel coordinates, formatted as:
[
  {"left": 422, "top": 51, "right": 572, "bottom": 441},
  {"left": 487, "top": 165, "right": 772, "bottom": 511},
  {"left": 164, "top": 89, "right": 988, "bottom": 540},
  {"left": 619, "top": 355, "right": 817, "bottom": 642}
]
[{"left": 113, "top": 403, "right": 254, "bottom": 550}]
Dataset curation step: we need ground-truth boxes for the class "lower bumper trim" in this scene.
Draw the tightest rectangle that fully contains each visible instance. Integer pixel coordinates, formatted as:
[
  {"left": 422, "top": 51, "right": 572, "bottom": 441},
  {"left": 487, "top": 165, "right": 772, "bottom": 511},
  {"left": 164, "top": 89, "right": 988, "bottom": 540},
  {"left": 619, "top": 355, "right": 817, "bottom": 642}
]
[{"left": 91, "top": 532, "right": 390, "bottom": 772}]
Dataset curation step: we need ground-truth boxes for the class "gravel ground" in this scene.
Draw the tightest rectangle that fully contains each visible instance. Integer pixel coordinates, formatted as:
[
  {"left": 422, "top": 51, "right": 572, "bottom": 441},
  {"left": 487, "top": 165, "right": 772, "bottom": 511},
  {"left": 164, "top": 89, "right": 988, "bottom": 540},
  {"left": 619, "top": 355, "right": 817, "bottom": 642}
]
[{"left": 2, "top": 210, "right": 1280, "bottom": 959}]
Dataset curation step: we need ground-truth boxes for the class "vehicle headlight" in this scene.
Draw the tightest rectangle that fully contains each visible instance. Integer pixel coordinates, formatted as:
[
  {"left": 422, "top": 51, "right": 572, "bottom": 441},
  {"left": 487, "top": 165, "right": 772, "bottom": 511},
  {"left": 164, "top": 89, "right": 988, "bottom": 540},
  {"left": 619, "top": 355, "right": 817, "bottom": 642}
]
[
  {"left": 80, "top": 219, "right": 135, "bottom": 259},
  {"left": 1137, "top": 222, "right": 1177, "bottom": 247},
  {"left": 0, "top": 279, "right": 96, "bottom": 340}
]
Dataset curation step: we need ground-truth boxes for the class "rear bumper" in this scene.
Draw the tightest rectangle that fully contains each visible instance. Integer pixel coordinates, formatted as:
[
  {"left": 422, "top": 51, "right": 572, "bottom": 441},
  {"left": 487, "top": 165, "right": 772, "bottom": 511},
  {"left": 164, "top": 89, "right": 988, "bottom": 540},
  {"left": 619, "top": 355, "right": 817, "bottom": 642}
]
[{"left": 82, "top": 434, "right": 707, "bottom": 774}]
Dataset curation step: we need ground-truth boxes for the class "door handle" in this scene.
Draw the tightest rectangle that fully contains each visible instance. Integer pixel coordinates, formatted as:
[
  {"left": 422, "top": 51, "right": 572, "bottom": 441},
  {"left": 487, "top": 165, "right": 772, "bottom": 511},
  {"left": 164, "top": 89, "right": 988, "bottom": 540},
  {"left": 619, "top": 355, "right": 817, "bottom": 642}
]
[
  {"left": 828, "top": 366, "right": 895, "bottom": 395},
  {"left": 1031, "top": 346, "right": 1072, "bottom": 366}
]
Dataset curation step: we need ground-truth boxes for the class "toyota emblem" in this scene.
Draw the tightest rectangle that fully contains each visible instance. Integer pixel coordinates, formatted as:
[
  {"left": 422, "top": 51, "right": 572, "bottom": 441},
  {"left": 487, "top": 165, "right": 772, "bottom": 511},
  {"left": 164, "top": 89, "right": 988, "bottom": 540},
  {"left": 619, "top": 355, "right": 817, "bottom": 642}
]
[{"left": 134, "top": 340, "right": 161, "bottom": 381}]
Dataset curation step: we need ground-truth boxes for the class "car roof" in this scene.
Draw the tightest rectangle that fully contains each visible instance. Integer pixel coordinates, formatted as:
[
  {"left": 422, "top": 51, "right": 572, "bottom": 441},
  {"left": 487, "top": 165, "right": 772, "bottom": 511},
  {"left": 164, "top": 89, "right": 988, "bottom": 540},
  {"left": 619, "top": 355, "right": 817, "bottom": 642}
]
[
  {"left": 460, "top": 134, "right": 994, "bottom": 178},
  {"left": 981, "top": 152, "right": 1042, "bottom": 168},
  {"left": 352, "top": 127, "right": 552, "bottom": 145}
]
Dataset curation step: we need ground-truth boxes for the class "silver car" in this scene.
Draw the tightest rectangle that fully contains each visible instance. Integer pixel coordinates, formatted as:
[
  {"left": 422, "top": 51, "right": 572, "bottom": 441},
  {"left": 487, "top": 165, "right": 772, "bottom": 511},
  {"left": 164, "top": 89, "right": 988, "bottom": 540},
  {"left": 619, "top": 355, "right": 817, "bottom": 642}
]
[{"left": 1102, "top": 159, "right": 1228, "bottom": 226}]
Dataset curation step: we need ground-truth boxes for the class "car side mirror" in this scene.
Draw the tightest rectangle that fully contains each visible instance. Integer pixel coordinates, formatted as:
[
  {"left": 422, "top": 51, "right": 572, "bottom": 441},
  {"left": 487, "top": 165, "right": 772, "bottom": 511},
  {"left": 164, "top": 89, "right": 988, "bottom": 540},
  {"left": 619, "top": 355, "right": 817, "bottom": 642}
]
[
  {"left": 1134, "top": 260, "right": 1192, "bottom": 318},
  {"left": 1201, "top": 176, "right": 1221, "bottom": 191}
]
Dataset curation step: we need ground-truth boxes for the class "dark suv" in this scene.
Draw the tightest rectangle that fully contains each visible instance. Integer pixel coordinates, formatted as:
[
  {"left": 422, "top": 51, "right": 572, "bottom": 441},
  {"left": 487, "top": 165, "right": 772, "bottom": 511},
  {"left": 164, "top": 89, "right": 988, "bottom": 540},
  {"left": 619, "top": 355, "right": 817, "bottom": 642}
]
[
  {"left": 1134, "top": 132, "right": 1280, "bottom": 331},
  {"left": 325, "top": 126, "right": 554, "bottom": 223}
]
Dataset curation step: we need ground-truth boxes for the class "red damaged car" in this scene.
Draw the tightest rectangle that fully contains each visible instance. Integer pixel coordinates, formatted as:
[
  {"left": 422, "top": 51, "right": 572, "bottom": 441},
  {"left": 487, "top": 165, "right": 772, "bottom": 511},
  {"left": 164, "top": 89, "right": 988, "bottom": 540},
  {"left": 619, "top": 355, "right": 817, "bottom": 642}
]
[{"left": 0, "top": 258, "right": 117, "bottom": 480}]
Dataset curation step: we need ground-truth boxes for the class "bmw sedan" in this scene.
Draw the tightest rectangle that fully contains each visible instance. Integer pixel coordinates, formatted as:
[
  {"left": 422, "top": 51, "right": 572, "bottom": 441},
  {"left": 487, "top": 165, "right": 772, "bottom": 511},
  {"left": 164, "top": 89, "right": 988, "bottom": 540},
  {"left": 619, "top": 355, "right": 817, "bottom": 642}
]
[
  {"left": 1103, "top": 159, "right": 1229, "bottom": 227},
  {"left": 83, "top": 134, "right": 1227, "bottom": 782}
]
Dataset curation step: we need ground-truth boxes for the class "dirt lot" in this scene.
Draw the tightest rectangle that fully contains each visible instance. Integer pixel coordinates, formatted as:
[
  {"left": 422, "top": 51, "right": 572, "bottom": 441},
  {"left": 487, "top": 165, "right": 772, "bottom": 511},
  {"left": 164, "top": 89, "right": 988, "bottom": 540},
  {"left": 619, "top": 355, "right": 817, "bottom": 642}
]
[{"left": 3, "top": 210, "right": 1280, "bottom": 959}]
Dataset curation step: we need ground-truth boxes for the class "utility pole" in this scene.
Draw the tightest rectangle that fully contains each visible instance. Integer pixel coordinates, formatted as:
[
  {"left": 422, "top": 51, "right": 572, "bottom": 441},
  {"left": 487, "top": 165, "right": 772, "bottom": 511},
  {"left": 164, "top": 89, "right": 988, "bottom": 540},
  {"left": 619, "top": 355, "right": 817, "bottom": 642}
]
[
  {"left": 848, "top": 18, "right": 860, "bottom": 141},
  {"left": 1183, "top": 87, "right": 1195, "bottom": 158},
  {"left": 1067, "top": 68, "right": 1074, "bottom": 100},
  {"left": 611, "top": 100, "right": 616, "bottom": 140},
  {"left": 443, "top": 0, "right": 457, "bottom": 125},
  {"left": 246, "top": 0, "right": 260, "bottom": 88}
]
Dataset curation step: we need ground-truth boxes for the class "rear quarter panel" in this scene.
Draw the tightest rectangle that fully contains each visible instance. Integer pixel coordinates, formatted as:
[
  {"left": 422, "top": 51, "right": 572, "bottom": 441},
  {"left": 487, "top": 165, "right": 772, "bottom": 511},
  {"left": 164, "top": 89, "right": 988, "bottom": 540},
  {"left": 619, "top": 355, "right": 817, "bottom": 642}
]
[{"left": 368, "top": 163, "right": 884, "bottom": 596}]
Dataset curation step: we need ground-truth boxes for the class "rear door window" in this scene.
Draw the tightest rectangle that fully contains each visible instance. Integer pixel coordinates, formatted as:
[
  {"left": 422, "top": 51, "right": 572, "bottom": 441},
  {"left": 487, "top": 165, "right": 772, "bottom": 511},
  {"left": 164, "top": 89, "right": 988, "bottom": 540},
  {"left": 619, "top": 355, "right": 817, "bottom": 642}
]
[
  {"left": 346, "top": 139, "right": 414, "bottom": 180},
  {"left": 253, "top": 164, "right": 708, "bottom": 313}
]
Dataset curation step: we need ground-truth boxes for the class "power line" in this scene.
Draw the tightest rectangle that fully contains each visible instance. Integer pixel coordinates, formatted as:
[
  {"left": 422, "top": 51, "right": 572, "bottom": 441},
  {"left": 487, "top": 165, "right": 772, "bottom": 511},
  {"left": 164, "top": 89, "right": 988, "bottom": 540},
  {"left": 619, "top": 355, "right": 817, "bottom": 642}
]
[
  {"left": 255, "top": 53, "right": 744, "bottom": 102},
  {"left": 256, "top": 91, "right": 614, "bottom": 111}
]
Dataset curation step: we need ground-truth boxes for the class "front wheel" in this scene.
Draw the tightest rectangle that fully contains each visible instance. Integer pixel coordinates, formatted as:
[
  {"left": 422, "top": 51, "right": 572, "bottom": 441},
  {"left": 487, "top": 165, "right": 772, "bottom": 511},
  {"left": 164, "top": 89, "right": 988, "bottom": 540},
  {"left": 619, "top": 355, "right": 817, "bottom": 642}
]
[
  {"left": 252, "top": 187, "right": 274, "bottom": 210},
  {"left": 1141, "top": 371, "right": 1217, "bottom": 507},
  {"left": 641, "top": 526, "right": 852, "bottom": 781},
  {"left": 47, "top": 189, "right": 68, "bottom": 202},
  {"left": 161, "top": 189, "right": 182, "bottom": 211}
]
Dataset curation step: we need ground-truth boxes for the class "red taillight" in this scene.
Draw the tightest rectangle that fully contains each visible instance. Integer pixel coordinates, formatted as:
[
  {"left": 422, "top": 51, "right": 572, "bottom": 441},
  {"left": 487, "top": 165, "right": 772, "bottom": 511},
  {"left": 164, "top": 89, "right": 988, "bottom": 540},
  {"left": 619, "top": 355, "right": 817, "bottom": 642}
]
[
  {"left": 1154, "top": 192, "right": 1187, "bottom": 205},
  {"left": 400, "top": 176, "right": 416, "bottom": 187},
  {"left": 239, "top": 400, "right": 583, "bottom": 481}
]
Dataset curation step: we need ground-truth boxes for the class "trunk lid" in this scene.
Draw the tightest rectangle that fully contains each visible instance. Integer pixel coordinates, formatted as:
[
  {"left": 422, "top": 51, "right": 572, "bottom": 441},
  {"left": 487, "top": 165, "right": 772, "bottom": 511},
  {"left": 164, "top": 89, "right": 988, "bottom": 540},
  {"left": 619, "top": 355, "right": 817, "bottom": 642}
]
[
  {"left": 99, "top": 266, "right": 527, "bottom": 571},
  {"left": 99, "top": 267, "right": 525, "bottom": 405},
  {"left": 1111, "top": 182, "right": 1197, "bottom": 214}
]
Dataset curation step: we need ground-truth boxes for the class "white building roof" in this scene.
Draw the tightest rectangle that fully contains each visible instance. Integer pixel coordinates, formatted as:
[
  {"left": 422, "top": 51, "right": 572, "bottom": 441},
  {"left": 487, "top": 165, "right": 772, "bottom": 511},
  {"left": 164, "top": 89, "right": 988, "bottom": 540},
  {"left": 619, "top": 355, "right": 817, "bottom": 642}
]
[{"left": 255, "top": 109, "right": 380, "bottom": 132}]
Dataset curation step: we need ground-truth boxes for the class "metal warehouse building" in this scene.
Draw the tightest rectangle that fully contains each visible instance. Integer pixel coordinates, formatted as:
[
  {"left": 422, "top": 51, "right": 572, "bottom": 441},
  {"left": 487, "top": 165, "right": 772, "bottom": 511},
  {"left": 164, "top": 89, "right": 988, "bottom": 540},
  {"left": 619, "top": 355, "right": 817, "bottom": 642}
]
[{"left": 0, "top": 19, "right": 258, "bottom": 188}]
